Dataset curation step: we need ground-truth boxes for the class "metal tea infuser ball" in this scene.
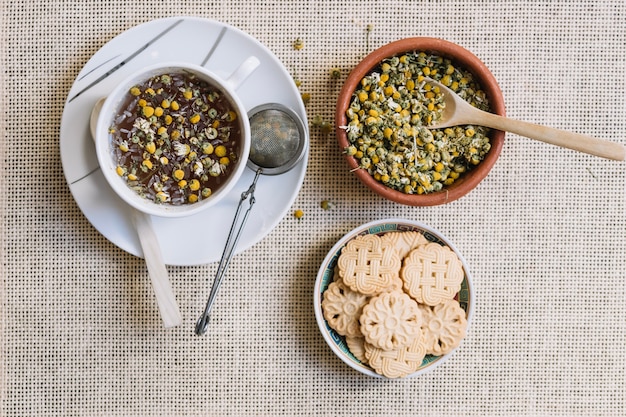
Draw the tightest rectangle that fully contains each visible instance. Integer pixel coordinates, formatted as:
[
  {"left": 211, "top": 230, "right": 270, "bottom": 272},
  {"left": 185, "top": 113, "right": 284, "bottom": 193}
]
[{"left": 195, "top": 103, "right": 308, "bottom": 336}]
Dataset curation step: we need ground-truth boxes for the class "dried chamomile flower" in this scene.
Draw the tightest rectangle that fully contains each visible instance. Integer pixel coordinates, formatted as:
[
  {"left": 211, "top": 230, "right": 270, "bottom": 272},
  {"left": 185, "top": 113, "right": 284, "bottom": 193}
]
[
  {"left": 312, "top": 115, "right": 332, "bottom": 135},
  {"left": 293, "top": 38, "right": 304, "bottom": 50},
  {"left": 343, "top": 51, "right": 492, "bottom": 195},
  {"left": 320, "top": 200, "right": 334, "bottom": 210},
  {"left": 319, "top": 122, "right": 333, "bottom": 135}
]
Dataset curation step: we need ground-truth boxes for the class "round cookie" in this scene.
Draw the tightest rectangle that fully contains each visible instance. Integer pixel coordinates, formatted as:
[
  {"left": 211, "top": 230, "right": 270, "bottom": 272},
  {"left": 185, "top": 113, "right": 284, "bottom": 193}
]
[
  {"left": 419, "top": 299, "right": 468, "bottom": 356},
  {"left": 332, "top": 265, "right": 341, "bottom": 282},
  {"left": 345, "top": 335, "right": 368, "bottom": 364},
  {"left": 360, "top": 290, "right": 422, "bottom": 351},
  {"left": 364, "top": 334, "right": 427, "bottom": 378},
  {"left": 400, "top": 242, "right": 464, "bottom": 306},
  {"left": 321, "top": 280, "right": 370, "bottom": 337},
  {"left": 338, "top": 234, "right": 401, "bottom": 295},
  {"left": 380, "top": 231, "right": 429, "bottom": 259}
]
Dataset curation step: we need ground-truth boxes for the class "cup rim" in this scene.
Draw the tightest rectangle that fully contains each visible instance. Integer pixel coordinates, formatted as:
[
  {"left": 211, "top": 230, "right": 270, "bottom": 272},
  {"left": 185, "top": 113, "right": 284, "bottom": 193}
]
[{"left": 95, "top": 61, "right": 251, "bottom": 218}]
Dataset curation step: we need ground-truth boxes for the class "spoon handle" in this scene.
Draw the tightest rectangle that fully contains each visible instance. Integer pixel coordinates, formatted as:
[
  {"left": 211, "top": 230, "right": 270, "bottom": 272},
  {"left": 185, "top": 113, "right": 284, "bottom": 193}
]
[
  {"left": 90, "top": 99, "right": 181, "bottom": 328},
  {"left": 477, "top": 111, "right": 626, "bottom": 161},
  {"left": 132, "top": 209, "right": 182, "bottom": 328}
]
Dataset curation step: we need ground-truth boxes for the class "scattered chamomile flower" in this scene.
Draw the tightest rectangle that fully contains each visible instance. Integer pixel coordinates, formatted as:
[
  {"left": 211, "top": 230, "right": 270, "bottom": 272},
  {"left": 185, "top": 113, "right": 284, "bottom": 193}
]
[
  {"left": 329, "top": 67, "right": 342, "bottom": 79},
  {"left": 301, "top": 92, "right": 311, "bottom": 104},
  {"left": 320, "top": 200, "right": 334, "bottom": 210},
  {"left": 293, "top": 77, "right": 302, "bottom": 87},
  {"left": 294, "top": 209, "right": 304, "bottom": 220},
  {"left": 320, "top": 122, "right": 333, "bottom": 135},
  {"left": 311, "top": 115, "right": 333, "bottom": 135},
  {"left": 293, "top": 38, "right": 304, "bottom": 50},
  {"left": 312, "top": 115, "right": 324, "bottom": 126}
]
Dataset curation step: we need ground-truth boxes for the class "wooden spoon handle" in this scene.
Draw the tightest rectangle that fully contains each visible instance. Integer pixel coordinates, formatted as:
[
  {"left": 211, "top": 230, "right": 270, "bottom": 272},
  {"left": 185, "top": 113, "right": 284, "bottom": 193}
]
[
  {"left": 132, "top": 209, "right": 182, "bottom": 328},
  {"left": 479, "top": 111, "right": 626, "bottom": 161}
]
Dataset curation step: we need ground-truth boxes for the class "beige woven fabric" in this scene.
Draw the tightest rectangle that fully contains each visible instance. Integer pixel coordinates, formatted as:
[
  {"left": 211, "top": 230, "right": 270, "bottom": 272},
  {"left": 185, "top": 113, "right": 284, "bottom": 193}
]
[{"left": 1, "top": 0, "right": 625, "bottom": 416}]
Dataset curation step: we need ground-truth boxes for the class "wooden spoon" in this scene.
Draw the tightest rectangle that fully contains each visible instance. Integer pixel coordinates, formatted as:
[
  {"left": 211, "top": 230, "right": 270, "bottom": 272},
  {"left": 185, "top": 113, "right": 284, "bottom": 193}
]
[{"left": 425, "top": 78, "right": 625, "bottom": 161}]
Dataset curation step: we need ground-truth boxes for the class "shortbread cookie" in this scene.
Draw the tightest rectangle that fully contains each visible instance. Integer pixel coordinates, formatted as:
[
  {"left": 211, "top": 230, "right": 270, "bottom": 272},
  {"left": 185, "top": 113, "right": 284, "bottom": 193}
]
[
  {"left": 364, "top": 335, "right": 427, "bottom": 378},
  {"left": 332, "top": 265, "right": 341, "bottom": 282},
  {"left": 360, "top": 290, "right": 422, "bottom": 351},
  {"left": 388, "top": 274, "right": 405, "bottom": 292},
  {"left": 322, "top": 280, "right": 370, "bottom": 337},
  {"left": 338, "top": 234, "right": 401, "bottom": 295},
  {"left": 419, "top": 299, "right": 467, "bottom": 356},
  {"left": 380, "top": 231, "right": 429, "bottom": 259},
  {"left": 345, "top": 335, "right": 368, "bottom": 364},
  {"left": 401, "top": 242, "right": 464, "bottom": 306}
]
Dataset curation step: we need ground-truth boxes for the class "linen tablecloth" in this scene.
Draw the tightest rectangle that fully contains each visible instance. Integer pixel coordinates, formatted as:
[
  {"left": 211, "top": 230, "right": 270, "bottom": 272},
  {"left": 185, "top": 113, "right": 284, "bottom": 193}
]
[{"left": 1, "top": 1, "right": 624, "bottom": 415}]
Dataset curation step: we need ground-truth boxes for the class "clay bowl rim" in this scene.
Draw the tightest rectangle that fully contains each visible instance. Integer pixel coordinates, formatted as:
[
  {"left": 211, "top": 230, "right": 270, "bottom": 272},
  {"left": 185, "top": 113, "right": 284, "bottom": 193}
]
[{"left": 335, "top": 37, "right": 506, "bottom": 206}]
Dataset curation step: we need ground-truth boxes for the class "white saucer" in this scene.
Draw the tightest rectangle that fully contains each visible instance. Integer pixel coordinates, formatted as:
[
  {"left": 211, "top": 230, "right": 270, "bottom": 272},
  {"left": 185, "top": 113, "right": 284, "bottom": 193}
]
[{"left": 60, "top": 17, "right": 308, "bottom": 266}]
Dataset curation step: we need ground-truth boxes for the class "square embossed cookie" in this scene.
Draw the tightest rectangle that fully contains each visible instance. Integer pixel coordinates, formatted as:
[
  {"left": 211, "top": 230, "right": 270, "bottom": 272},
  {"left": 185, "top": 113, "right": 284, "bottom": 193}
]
[
  {"left": 364, "top": 334, "right": 427, "bottom": 379},
  {"left": 338, "top": 234, "right": 401, "bottom": 296},
  {"left": 400, "top": 242, "right": 464, "bottom": 306},
  {"left": 380, "top": 230, "right": 429, "bottom": 259}
]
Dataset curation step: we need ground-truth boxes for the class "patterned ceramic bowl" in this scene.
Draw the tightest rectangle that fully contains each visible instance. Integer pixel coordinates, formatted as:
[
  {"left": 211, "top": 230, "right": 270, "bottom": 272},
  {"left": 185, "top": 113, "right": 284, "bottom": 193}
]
[
  {"left": 314, "top": 219, "right": 473, "bottom": 378},
  {"left": 335, "top": 37, "right": 505, "bottom": 206}
]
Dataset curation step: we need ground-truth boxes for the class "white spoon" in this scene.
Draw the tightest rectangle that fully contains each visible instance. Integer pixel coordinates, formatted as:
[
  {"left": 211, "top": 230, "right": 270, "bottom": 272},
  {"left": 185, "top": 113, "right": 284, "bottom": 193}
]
[
  {"left": 90, "top": 98, "right": 182, "bottom": 328},
  {"left": 424, "top": 78, "right": 626, "bottom": 161}
]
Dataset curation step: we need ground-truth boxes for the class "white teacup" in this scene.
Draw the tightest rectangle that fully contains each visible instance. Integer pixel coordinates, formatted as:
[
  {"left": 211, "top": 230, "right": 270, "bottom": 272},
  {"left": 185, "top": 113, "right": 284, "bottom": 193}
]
[{"left": 94, "top": 57, "right": 259, "bottom": 218}]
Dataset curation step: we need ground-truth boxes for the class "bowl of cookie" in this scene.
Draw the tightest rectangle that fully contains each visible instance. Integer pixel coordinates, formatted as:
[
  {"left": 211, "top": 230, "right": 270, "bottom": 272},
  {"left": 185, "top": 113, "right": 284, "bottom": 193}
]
[
  {"left": 335, "top": 37, "right": 506, "bottom": 206},
  {"left": 314, "top": 218, "right": 473, "bottom": 378}
]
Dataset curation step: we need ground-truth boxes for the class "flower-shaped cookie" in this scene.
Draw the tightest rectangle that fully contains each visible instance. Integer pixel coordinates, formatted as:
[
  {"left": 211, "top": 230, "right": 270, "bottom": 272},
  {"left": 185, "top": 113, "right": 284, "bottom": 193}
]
[
  {"left": 364, "top": 334, "right": 427, "bottom": 378},
  {"left": 360, "top": 290, "right": 422, "bottom": 351},
  {"left": 400, "top": 242, "right": 464, "bottom": 306},
  {"left": 338, "top": 234, "right": 401, "bottom": 295},
  {"left": 419, "top": 299, "right": 468, "bottom": 356},
  {"left": 321, "top": 280, "right": 370, "bottom": 337}
]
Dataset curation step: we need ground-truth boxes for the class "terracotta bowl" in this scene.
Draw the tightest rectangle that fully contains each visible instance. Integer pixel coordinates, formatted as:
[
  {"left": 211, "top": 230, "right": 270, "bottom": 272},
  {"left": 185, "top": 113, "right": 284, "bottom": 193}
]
[{"left": 335, "top": 37, "right": 506, "bottom": 206}]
